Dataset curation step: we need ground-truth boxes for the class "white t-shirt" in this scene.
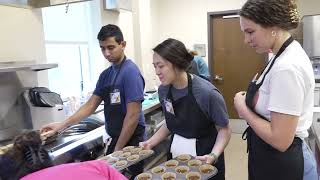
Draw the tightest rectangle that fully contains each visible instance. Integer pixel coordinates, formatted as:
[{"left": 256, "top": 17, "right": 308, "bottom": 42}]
[{"left": 255, "top": 40, "right": 315, "bottom": 138}]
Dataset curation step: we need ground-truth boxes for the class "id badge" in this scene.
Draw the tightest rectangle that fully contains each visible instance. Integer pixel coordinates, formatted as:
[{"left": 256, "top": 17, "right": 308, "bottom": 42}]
[
  {"left": 110, "top": 89, "right": 121, "bottom": 105},
  {"left": 164, "top": 99, "right": 175, "bottom": 115}
]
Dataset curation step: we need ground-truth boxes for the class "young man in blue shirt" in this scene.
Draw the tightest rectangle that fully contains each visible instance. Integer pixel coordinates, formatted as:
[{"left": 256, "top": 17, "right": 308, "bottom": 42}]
[{"left": 41, "top": 24, "right": 146, "bottom": 178}]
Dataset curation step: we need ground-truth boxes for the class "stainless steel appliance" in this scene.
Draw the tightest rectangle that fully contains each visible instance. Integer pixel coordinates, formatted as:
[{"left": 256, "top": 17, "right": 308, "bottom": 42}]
[
  {"left": 303, "top": 15, "right": 320, "bottom": 107},
  {"left": 303, "top": 15, "right": 320, "bottom": 60},
  {"left": 303, "top": 15, "right": 320, "bottom": 80},
  {"left": 45, "top": 125, "right": 105, "bottom": 165},
  {"left": 0, "top": 62, "right": 58, "bottom": 142},
  {"left": 22, "top": 90, "right": 66, "bottom": 130}
]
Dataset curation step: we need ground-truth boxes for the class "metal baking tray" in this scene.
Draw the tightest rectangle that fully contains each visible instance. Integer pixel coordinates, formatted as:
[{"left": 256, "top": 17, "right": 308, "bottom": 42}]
[
  {"left": 135, "top": 154, "right": 218, "bottom": 180},
  {"left": 98, "top": 146, "right": 154, "bottom": 171}
]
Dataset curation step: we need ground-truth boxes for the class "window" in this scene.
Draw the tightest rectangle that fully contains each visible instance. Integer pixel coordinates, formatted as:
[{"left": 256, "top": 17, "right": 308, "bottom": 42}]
[{"left": 42, "top": 2, "right": 100, "bottom": 99}]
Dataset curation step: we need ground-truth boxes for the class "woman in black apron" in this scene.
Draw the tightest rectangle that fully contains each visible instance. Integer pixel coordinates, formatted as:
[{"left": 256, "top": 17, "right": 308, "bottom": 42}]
[
  {"left": 234, "top": 0, "right": 317, "bottom": 179},
  {"left": 140, "top": 38, "right": 231, "bottom": 180}
]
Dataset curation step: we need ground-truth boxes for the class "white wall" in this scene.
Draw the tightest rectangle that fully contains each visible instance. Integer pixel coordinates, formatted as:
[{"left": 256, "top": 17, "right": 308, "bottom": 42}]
[
  {"left": 0, "top": 6, "right": 46, "bottom": 62},
  {"left": 153, "top": 0, "right": 246, "bottom": 61},
  {"left": 1, "top": 0, "right": 320, "bottom": 91},
  {"left": 0, "top": 5, "right": 48, "bottom": 86},
  {"left": 139, "top": 0, "right": 320, "bottom": 91},
  {"left": 297, "top": 0, "right": 320, "bottom": 17},
  {"left": 138, "top": 0, "right": 247, "bottom": 90},
  {"left": 132, "top": 0, "right": 160, "bottom": 91}
]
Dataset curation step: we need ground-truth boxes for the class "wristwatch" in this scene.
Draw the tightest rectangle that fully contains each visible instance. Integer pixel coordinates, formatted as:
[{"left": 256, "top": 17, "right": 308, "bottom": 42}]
[{"left": 208, "top": 152, "right": 218, "bottom": 163}]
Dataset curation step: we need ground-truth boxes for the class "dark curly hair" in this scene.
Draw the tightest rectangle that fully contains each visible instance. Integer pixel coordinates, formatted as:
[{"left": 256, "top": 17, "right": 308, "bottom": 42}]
[
  {"left": 153, "top": 38, "right": 194, "bottom": 71},
  {"left": 239, "top": 0, "right": 299, "bottom": 30},
  {"left": 0, "top": 131, "right": 52, "bottom": 180}
]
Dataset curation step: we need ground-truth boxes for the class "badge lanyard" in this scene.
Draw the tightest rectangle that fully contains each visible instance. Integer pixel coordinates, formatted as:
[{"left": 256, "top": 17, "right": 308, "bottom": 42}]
[{"left": 110, "top": 56, "right": 126, "bottom": 105}]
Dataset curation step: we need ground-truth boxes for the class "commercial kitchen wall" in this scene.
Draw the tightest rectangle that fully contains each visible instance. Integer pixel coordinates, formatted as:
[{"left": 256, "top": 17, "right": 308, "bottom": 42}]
[
  {"left": 0, "top": 6, "right": 48, "bottom": 86},
  {"left": 148, "top": 0, "right": 320, "bottom": 74},
  {"left": 0, "top": 0, "right": 320, "bottom": 90}
]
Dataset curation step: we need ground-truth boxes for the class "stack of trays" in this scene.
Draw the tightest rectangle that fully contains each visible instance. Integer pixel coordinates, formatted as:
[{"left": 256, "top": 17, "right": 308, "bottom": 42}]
[
  {"left": 99, "top": 146, "right": 154, "bottom": 171},
  {"left": 136, "top": 154, "right": 218, "bottom": 180}
]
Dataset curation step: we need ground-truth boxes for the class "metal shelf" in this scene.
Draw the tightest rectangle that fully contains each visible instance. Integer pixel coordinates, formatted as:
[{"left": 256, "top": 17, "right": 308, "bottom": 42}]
[{"left": 0, "top": 61, "right": 58, "bottom": 73}]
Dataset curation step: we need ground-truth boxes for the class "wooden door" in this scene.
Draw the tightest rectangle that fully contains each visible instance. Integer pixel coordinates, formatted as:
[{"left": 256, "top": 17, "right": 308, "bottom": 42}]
[{"left": 208, "top": 12, "right": 266, "bottom": 119}]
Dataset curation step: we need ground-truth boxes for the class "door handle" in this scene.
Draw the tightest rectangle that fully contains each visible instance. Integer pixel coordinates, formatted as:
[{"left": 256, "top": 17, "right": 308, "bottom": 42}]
[{"left": 213, "top": 75, "right": 223, "bottom": 82}]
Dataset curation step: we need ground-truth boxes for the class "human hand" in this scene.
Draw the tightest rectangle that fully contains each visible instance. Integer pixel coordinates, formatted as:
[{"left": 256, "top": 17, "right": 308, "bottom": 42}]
[
  {"left": 196, "top": 153, "right": 217, "bottom": 164},
  {"left": 233, "top": 91, "right": 249, "bottom": 118},
  {"left": 40, "top": 122, "right": 64, "bottom": 138},
  {"left": 139, "top": 140, "right": 153, "bottom": 150}
]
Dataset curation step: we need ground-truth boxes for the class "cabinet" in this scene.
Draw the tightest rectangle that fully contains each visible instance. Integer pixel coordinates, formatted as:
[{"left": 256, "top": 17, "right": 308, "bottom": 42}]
[
  {"left": 0, "top": 0, "right": 92, "bottom": 8},
  {"left": 104, "top": 0, "right": 132, "bottom": 11}
]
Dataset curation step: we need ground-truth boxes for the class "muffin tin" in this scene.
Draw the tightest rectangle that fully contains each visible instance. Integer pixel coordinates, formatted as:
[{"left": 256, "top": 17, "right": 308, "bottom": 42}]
[
  {"left": 136, "top": 154, "right": 218, "bottom": 180},
  {"left": 98, "top": 146, "right": 154, "bottom": 171}
]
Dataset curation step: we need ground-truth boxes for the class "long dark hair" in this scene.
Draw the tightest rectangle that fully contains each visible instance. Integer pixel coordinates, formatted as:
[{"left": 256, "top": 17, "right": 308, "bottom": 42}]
[{"left": 0, "top": 131, "right": 52, "bottom": 180}]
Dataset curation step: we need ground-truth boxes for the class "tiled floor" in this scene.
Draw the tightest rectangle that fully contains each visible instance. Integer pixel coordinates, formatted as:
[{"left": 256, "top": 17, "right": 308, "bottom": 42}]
[
  {"left": 225, "top": 119, "right": 248, "bottom": 180},
  {"left": 225, "top": 133, "right": 248, "bottom": 180}
]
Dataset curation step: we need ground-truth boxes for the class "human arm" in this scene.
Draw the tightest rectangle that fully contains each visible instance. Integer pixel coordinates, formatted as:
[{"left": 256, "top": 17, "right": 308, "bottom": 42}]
[
  {"left": 114, "top": 101, "right": 141, "bottom": 151},
  {"left": 114, "top": 64, "right": 145, "bottom": 150},
  {"left": 40, "top": 95, "right": 102, "bottom": 136},
  {"left": 234, "top": 92, "right": 298, "bottom": 152},
  {"left": 196, "top": 125, "right": 231, "bottom": 164},
  {"left": 140, "top": 122, "right": 171, "bottom": 150},
  {"left": 196, "top": 86, "right": 231, "bottom": 163}
]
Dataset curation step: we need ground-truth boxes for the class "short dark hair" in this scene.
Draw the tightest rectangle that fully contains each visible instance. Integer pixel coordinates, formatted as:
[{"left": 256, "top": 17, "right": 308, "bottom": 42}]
[
  {"left": 153, "top": 38, "right": 194, "bottom": 71},
  {"left": 239, "top": 0, "right": 299, "bottom": 30},
  {"left": 97, "top": 24, "right": 124, "bottom": 44}
]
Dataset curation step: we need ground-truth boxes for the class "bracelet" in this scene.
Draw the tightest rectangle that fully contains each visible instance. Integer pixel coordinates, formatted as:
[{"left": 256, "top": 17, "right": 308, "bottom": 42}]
[{"left": 208, "top": 152, "right": 218, "bottom": 163}]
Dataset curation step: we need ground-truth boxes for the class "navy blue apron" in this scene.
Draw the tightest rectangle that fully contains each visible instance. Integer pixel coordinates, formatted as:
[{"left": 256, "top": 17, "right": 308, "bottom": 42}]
[
  {"left": 164, "top": 73, "right": 225, "bottom": 180},
  {"left": 101, "top": 58, "right": 145, "bottom": 178},
  {"left": 243, "top": 36, "right": 303, "bottom": 180}
]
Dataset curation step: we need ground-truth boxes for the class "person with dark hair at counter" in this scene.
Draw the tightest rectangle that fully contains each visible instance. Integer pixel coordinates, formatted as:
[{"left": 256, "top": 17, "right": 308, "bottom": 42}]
[
  {"left": 0, "top": 131, "right": 127, "bottom": 180},
  {"left": 234, "top": 0, "right": 317, "bottom": 179},
  {"left": 40, "top": 24, "right": 146, "bottom": 179},
  {"left": 140, "top": 38, "right": 231, "bottom": 180}
]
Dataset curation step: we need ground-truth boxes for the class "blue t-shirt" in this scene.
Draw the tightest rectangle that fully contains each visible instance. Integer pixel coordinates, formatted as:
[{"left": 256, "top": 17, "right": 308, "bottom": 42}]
[
  {"left": 193, "top": 56, "right": 210, "bottom": 78},
  {"left": 93, "top": 59, "right": 145, "bottom": 127}
]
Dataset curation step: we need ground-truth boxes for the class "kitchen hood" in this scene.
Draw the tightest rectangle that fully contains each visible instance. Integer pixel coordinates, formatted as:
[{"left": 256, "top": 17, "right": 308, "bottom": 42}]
[{"left": 0, "top": 0, "right": 92, "bottom": 8}]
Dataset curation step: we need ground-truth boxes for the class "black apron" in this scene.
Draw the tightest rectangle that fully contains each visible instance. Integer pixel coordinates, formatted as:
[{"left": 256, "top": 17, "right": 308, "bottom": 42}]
[
  {"left": 102, "top": 58, "right": 145, "bottom": 179},
  {"left": 101, "top": 57, "right": 145, "bottom": 154},
  {"left": 164, "top": 73, "right": 225, "bottom": 180},
  {"left": 243, "top": 36, "right": 304, "bottom": 180}
]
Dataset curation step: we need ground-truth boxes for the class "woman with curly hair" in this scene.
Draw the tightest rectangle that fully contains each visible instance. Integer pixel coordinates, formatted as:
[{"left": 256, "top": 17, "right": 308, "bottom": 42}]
[{"left": 234, "top": 0, "right": 317, "bottom": 179}]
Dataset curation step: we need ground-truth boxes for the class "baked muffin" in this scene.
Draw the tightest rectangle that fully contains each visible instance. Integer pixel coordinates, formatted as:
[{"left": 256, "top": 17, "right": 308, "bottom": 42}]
[
  {"left": 151, "top": 166, "right": 166, "bottom": 174},
  {"left": 136, "top": 173, "right": 152, "bottom": 180},
  {"left": 161, "top": 172, "right": 176, "bottom": 180},
  {"left": 175, "top": 165, "right": 190, "bottom": 174},
  {"left": 164, "top": 160, "right": 179, "bottom": 168},
  {"left": 186, "top": 172, "right": 201, "bottom": 180},
  {"left": 176, "top": 154, "right": 191, "bottom": 162}
]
